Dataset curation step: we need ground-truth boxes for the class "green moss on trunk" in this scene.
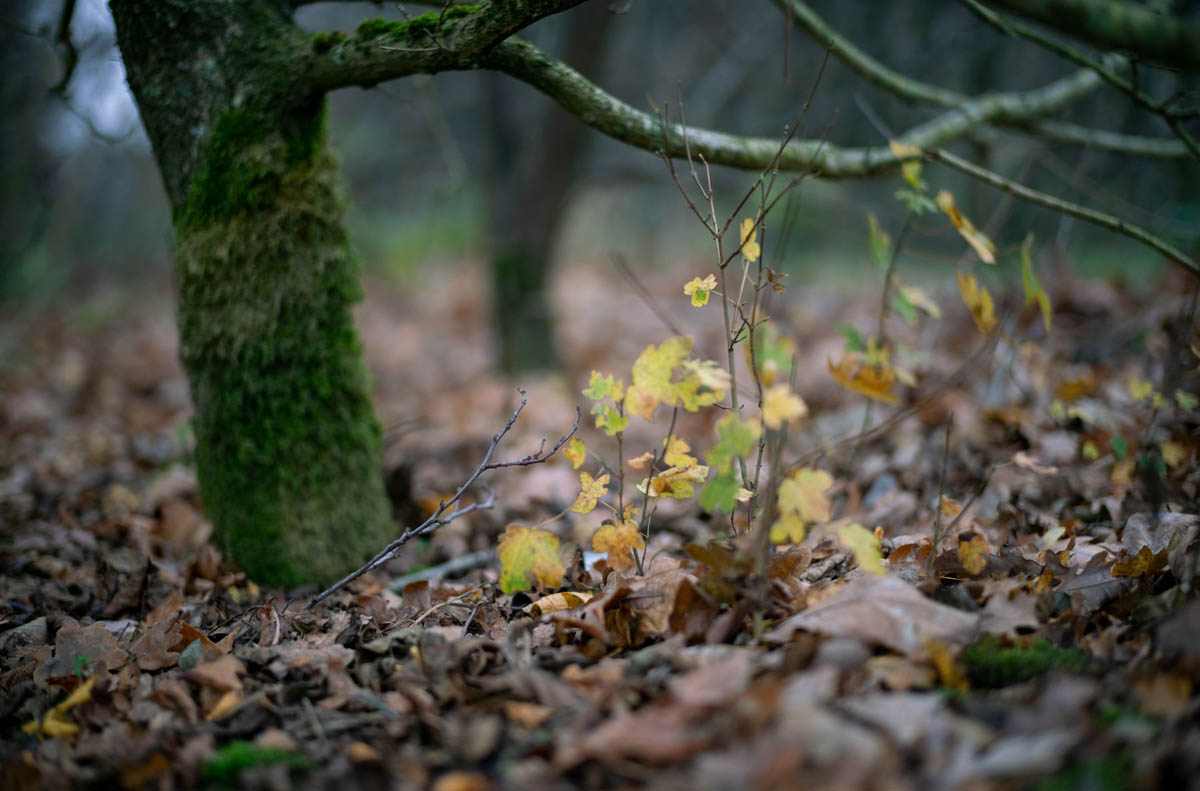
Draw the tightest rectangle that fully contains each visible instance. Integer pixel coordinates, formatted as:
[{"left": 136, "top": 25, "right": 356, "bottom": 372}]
[{"left": 175, "top": 102, "right": 393, "bottom": 587}]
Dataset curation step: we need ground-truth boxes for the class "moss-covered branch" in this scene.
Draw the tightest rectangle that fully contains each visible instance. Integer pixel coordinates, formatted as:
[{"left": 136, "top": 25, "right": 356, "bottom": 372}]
[
  {"left": 773, "top": 0, "right": 1191, "bottom": 159},
  {"left": 303, "top": 0, "right": 584, "bottom": 93},
  {"left": 479, "top": 39, "right": 1099, "bottom": 178},
  {"left": 960, "top": 0, "right": 1200, "bottom": 160},
  {"left": 985, "top": 0, "right": 1200, "bottom": 71}
]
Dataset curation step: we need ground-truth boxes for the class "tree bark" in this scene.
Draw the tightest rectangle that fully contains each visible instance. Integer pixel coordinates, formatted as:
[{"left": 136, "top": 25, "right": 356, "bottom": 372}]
[
  {"left": 111, "top": 0, "right": 393, "bottom": 587},
  {"left": 486, "top": 2, "right": 614, "bottom": 374}
]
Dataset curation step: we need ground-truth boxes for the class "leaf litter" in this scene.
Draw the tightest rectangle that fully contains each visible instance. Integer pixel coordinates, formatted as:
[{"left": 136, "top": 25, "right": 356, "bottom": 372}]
[{"left": 2, "top": 264, "right": 1200, "bottom": 790}]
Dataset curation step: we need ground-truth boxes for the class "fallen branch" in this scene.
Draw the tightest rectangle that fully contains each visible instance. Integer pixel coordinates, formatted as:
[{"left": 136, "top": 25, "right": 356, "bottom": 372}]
[{"left": 308, "top": 389, "right": 580, "bottom": 608}]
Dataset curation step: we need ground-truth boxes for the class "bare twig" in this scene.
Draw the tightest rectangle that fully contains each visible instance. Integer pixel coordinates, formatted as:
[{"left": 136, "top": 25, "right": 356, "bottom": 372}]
[{"left": 308, "top": 390, "right": 580, "bottom": 608}]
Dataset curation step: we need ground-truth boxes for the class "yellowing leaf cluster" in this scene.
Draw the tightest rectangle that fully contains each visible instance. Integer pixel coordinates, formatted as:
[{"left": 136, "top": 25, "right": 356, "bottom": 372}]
[{"left": 624, "top": 336, "right": 727, "bottom": 421}]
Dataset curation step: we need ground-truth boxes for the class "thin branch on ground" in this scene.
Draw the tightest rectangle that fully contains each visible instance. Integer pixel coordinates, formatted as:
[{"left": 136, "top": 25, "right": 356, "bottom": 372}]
[{"left": 308, "top": 390, "right": 580, "bottom": 608}]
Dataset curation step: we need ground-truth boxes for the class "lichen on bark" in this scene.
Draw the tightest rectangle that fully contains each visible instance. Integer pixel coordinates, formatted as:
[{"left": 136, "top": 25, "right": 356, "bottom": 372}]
[{"left": 174, "top": 102, "right": 394, "bottom": 587}]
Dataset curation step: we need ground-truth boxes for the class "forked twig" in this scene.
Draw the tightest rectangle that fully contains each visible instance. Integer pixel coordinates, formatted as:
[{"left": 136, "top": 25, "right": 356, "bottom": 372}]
[{"left": 308, "top": 389, "right": 580, "bottom": 608}]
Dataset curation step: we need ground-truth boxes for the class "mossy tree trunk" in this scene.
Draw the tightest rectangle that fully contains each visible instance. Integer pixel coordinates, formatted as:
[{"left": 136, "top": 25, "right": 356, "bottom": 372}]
[{"left": 111, "top": 0, "right": 393, "bottom": 587}]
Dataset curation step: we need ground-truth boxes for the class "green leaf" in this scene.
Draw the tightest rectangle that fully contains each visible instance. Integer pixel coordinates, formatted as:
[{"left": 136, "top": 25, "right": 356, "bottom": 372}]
[
  {"left": 891, "top": 290, "right": 917, "bottom": 325},
  {"left": 699, "top": 469, "right": 741, "bottom": 513},
  {"left": 705, "top": 414, "right": 761, "bottom": 471},
  {"left": 837, "top": 324, "right": 865, "bottom": 353},
  {"left": 1111, "top": 435, "right": 1128, "bottom": 460},
  {"left": 894, "top": 189, "right": 936, "bottom": 215},
  {"left": 583, "top": 371, "right": 623, "bottom": 402},
  {"left": 867, "top": 213, "right": 891, "bottom": 270}
]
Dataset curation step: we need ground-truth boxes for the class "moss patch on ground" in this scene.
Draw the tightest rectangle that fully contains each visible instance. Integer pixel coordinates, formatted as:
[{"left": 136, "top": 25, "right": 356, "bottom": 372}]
[{"left": 962, "top": 636, "right": 1095, "bottom": 689}]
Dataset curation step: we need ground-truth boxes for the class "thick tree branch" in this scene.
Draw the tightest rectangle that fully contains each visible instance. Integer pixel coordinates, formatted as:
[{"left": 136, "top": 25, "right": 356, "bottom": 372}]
[
  {"left": 960, "top": 0, "right": 1200, "bottom": 160},
  {"left": 931, "top": 148, "right": 1198, "bottom": 276},
  {"left": 774, "top": 0, "right": 1191, "bottom": 159},
  {"left": 985, "top": 0, "right": 1200, "bottom": 71},
  {"left": 479, "top": 40, "right": 1099, "bottom": 178},
  {"left": 303, "top": 0, "right": 586, "bottom": 94}
]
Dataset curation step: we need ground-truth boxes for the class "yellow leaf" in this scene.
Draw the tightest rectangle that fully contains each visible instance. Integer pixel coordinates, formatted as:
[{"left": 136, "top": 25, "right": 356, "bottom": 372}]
[
  {"left": 778, "top": 468, "right": 833, "bottom": 523},
  {"left": 1111, "top": 457, "right": 1135, "bottom": 486},
  {"left": 939, "top": 496, "right": 962, "bottom": 517},
  {"left": 770, "top": 512, "right": 807, "bottom": 544},
  {"left": 564, "top": 438, "right": 586, "bottom": 470},
  {"left": 683, "top": 274, "right": 718, "bottom": 307},
  {"left": 838, "top": 522, "right": 885, "bottom": 575},
  {"left": 937, "top": 190, "right": 995, "bottom": 263},
  {"left": 627, "top": 451, "right": 654, "bottom": 470},
  {"left": 957, "top": 535, "right": 989, "bottom": 575},
  {"left": 22, "top": 675, "right": 96, "bottom": 739},
  {"left": 1019, "top": 233, "right": 1051, "bottom": 332},
  {"left": 592, "top": 520, "right": 645, "bottom": 571},
  {"left": 570, "top": 472, "right": 610, "bottom": 515},
  {"left": 1128, "top": 379, "right": 1156, "bottom": 403},
  {"left": 523, "top": 591, "right": 594, "bottom": 616},
  {"left": 624, "top": 336, "right": 693, "bottom": 420},
  {"left": 897, "top": 281, "right": 942, "bottom": 319},
  {"left": 828, "top": 353, "right": 901, "bottom": 404},
  {"left": 1161, "top": 441, "right": 1186, "bottom": 468},
  {"left": 925, "top": 640, "right": 967, "bottom": 692},
  {"left": 638, "top": 464, "right": 709, "bottom": 499},
  {"left": 740, "top": 218, "right": 761, "bottom": 262},
  {"left": 498, "top": 525, "right": 565, "bottom": 594},
  {"left": 663, "top": 435, "right": 697, "bottom": 469},
  {"left": 761, "top": 384, "right": 808, "bottom": 430},
  {"left": 889, "top": 140, "right": 925, "bottom": 191},
  {"left": 1111, "top": 546, "right": 1168, "bottom": 578},
  {"left": 205, "top": 690, "right": 242, "bottom": 722},
  {"left": 956, "top": 270, "right": 997, "bottom": 334}
]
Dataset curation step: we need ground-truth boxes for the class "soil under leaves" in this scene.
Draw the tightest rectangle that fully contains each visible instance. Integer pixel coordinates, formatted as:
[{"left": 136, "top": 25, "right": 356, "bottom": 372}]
[{"left": 2, "top": 263, "right": 1200, "bottom": 790}]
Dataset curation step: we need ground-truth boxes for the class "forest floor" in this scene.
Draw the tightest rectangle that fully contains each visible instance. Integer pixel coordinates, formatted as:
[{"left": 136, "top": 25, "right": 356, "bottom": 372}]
[{"left": 2, "top": 259, "right": 1199, "bottom": 790}]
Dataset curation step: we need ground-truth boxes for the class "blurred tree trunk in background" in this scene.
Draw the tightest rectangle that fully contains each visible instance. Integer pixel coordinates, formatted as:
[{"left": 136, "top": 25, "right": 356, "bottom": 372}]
[
  {"left": 0, "top": 1, "right": 56, "bottom": 302},
  {"left": 111, "top": 0, "right": 394, "bottom": 588},
  {"left": 486, "top": 2, "right": 614, "bottom": 374}
]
